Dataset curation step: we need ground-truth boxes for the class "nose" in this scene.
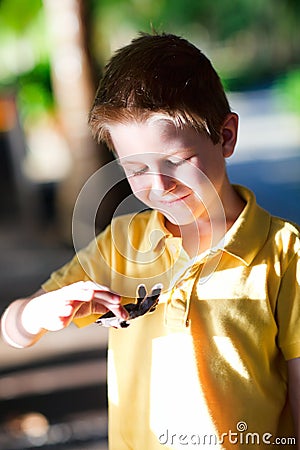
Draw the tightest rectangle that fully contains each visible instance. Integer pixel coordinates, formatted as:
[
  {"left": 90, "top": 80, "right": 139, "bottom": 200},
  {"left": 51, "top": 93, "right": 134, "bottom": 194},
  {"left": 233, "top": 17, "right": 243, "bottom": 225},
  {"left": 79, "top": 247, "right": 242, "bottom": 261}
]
[{"left": 151, "top": 173, "right": 177, "bottom": 195}]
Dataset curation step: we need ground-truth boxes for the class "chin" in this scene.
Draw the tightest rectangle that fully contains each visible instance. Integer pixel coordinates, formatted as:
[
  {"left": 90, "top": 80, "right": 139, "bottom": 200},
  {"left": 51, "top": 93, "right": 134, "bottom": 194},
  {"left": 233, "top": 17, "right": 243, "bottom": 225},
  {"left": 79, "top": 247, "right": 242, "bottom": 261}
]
[
  {"left": 158, "top": 199, "right": 206, "bottom": 224},
  {"left": 160, "top": 209, "right": 199, "bottom": 227}
]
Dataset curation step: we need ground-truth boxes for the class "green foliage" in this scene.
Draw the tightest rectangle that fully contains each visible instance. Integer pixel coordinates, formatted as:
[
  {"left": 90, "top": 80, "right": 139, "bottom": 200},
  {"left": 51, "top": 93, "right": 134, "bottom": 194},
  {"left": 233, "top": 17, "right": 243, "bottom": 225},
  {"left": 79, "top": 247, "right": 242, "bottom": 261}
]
[
  {"left": 17, "top": 62, "right": 54, "bottom": 122},
  {"left": 0, "top": 0, "right": 42, "bottom": 34},
  {"left": 276, "top": 69, "right": 300, "bottom": 115},
  {"left": 90, "top": 0, "right": 300, "bottom": 91},
  {"left": 1, "top": 0, "right": 300, "bottom": 125},
  {"left": 0, "top": 0, "right": 51, "bottom": 122}
]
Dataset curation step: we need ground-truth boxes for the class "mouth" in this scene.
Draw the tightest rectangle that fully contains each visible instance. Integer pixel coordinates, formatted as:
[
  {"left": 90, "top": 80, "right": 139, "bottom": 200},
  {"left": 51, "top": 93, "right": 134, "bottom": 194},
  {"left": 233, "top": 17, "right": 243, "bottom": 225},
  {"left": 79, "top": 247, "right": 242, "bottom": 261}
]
[{"left": 158, "top": 193, "right": 192, "bottom": 206}]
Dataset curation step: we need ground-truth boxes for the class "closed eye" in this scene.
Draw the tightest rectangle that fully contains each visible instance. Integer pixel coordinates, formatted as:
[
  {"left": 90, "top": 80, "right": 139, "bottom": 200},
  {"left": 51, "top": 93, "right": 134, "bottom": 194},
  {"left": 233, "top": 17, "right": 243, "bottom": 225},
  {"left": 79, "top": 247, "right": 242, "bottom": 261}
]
[
  {"left": 166, "top": 155, "right": 195, "bottom": 167},
  {"left": 127, "top": 166, "right": 148, "bottom": 177}
]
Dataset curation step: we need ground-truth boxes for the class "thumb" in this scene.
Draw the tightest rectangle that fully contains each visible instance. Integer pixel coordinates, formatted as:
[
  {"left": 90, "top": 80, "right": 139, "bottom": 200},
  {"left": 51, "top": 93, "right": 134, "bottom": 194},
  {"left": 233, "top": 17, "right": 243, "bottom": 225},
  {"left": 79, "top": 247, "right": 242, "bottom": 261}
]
[{"left": 59, "top": 282, "right": 95, "bottom": 302}]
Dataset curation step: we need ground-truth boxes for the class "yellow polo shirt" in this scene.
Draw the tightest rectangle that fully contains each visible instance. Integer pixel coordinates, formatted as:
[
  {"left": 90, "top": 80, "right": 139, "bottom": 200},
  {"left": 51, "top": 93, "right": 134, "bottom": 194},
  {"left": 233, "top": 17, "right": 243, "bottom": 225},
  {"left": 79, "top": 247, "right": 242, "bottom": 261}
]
[{"left": 43, "top": 185, "right": 300, "bottom": 449}]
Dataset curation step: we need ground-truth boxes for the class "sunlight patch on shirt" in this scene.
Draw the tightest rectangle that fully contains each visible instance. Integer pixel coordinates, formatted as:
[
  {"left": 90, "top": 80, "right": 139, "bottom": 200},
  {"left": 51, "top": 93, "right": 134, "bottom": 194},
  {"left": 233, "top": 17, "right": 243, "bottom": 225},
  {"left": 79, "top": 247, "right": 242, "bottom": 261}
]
[
  {"left": 296, "top": 257, "right": 300, "bottom": 285},
  {"left": 213, "top": 336, "right": 250, "bottom": 380},
  {"left": 197, "top": 263, "right": 268, "bottom": 301},
  {"left": 150, "top": 333, "right": 218, "bottom": 448},
  {"left": 274, "top": 260, "right": 282, "bottom": 277},
  {"left": 107, "top": 349, "right": 119, "bottom": 406}
]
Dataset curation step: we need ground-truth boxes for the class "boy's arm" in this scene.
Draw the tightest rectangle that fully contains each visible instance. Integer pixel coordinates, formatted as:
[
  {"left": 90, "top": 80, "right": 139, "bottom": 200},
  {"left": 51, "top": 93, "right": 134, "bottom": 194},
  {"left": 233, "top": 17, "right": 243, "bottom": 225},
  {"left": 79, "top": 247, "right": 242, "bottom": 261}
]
[
  {"left": 287, "top": 357, "right": 300, "bottom": 448},
  {"left": 1, "top": 290, "right": 48, "bottom": 348},
  {"left": 1, "top": 281, "right": 128, "bottom": 349}
]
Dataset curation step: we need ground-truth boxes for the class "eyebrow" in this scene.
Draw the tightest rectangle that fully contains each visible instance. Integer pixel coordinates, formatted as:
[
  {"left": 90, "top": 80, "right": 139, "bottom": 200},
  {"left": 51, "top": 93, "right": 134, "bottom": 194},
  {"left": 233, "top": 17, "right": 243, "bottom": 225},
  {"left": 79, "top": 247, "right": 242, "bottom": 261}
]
[
  {"left": 119, "top": 148, "right": 196, "bottom": 166},
  {"left": 118, "top": 160, "right": 146, "bottom": 167}
]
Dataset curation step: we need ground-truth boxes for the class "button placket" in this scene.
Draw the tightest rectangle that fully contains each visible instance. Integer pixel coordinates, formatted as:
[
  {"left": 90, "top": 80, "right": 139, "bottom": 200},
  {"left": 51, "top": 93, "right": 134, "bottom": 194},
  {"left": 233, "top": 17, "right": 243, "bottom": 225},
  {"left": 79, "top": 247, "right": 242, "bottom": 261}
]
[
  {"left": 163, "top": 246, "right": 222, "bottom": 328},
  {"left": 164, "top": 264, "right": 201, "bottom": 328}
]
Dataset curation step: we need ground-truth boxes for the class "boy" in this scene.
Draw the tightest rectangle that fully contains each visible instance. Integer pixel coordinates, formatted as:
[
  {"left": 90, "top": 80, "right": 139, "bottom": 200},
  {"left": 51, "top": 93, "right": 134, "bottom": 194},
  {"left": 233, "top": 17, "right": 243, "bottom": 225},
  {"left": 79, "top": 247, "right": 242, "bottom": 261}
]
[{"left": 1, "top": 33, "right": 300, "bottom": 449}]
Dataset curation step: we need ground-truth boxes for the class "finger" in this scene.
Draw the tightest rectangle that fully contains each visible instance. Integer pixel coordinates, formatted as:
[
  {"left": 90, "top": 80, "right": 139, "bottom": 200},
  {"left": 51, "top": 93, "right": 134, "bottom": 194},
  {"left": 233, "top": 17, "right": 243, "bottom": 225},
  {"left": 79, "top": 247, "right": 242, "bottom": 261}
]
[
  {"left": 80, "top": 281, "right": 119, "bottom": 295},
  {"left": 63, "top": 282, "right": 120, "bottom": 303},
  {"left": 93, "top": 291, "right": 121, "bottom": 304},
  {"left": 57, "top": 284, "right": 95, "bottom": 302},
  {"left": 93, "top": 298, "right": 128, "bottom": 319},
  {"left": 90, "top": 304, "right": 109, "bottom": 315},
  {"left": 74, "top": 302, "right": 108, "bottom": 318},
  {"left": 60, "top": 300, "right": 91, "bottom": 317},
  {"left": 108, "top": 304, "right": 129, "bottom": 320}
]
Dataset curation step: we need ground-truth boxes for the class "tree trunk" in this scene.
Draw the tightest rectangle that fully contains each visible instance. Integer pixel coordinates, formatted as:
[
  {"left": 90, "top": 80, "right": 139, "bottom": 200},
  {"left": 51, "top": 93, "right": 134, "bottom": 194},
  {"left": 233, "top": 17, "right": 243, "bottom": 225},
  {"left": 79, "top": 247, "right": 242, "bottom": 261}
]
[{"left": 43, "top": 0, "right": 107, "bottom": 243}]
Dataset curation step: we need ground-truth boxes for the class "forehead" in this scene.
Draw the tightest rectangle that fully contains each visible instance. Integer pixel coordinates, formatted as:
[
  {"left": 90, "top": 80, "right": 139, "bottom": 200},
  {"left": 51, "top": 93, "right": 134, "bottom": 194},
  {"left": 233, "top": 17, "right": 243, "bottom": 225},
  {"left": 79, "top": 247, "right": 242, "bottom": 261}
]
[{"left": 108, "top": 118, "right": 203, "bottom": 159}]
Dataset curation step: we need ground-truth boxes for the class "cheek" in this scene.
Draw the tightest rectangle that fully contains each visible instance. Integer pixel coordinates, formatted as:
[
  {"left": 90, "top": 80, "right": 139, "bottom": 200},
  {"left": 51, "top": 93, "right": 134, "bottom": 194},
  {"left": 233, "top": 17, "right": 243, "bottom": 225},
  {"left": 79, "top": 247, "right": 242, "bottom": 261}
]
[
  {"left": 179, "top": 157, "right": 223, "bottom": 188},
  {"left": 175, "top": 165, "right": 203, "bottom": 188},
  {"left": 127, "top": 176, "right": 149, "bottom": 200}
]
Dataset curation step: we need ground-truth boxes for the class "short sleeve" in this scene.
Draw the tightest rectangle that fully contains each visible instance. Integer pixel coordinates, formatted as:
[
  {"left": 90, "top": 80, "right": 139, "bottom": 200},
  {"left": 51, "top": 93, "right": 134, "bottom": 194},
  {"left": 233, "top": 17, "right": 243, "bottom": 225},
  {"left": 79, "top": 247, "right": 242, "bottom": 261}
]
[
  {"left": 277, "top": 249, "right": 300, "bottom": 360},
  {"left": 41, "top": 253, "right": 89, "bottom": 292},
  {"left": 42, "top": 224, "right": 113, "bottom": 293},
  {"left": 41, "top": 225, "right": 114, "bottom": 327}
]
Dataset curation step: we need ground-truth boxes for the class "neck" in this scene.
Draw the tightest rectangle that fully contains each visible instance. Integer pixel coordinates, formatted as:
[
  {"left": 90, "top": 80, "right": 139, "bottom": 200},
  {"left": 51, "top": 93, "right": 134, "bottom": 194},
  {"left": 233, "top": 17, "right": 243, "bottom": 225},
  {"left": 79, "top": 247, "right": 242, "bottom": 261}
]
[{"left": 165, "top": 184, "right": 245, "bottom": 258}]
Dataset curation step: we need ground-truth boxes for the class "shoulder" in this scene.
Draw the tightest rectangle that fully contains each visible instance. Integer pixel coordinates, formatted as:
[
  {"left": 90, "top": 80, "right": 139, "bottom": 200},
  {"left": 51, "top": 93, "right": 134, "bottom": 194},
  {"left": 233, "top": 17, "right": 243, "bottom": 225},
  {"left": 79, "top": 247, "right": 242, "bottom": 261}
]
[
  {"left": 108, "top": 209, "right": 157, "bottom": 238},
  {"left": 266, "top": 215, "right": 300, "bottom": 274},
  {"left": 95, "top": 209, "right": 159, "bottom": 246},
  {"left": 237, "top": 182, "right": 300, "bottom": 255},
  {"left": 111, "top": 209, "right": 154, "bottom": 229},
  {"left": 269, "top": 215, "right": 300, "bottom": 251}
]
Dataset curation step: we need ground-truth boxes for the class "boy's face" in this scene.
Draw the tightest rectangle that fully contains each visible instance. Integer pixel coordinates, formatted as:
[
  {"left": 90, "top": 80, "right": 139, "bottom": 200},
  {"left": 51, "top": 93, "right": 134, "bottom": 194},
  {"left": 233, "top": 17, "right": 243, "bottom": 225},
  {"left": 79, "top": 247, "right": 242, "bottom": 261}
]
[{"left": 109, "top": 119, "right": 231, "bottom": 226}]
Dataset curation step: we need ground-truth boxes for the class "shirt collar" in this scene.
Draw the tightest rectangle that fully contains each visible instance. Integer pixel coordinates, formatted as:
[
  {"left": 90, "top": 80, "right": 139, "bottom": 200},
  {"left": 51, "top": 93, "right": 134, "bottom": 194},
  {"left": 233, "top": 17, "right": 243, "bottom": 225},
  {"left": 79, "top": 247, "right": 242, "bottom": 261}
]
[
  {"left": 139, "top": 209, "right": 173, "bottom": 253},
  {"left": 223, "top": 185, "right": 271, "bottom": 266},
  {"left": 139, "top": 185, "right": 271, "bottom": 267}
]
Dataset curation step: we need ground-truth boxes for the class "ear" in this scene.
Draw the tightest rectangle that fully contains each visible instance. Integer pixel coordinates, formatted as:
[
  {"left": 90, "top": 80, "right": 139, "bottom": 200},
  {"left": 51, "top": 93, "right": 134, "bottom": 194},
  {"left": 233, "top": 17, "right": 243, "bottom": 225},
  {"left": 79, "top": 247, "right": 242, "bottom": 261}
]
[{"left": 220, "top": 113, "right": 239, "bottom": 158}]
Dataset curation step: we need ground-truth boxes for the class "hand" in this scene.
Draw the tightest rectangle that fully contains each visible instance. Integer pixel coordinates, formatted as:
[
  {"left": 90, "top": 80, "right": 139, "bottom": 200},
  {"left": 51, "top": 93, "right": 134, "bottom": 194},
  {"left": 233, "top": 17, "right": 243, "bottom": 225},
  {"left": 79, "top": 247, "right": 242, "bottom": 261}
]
[
  {"left": 21, "top": 281, "right": 128, "bottom": 334},
  {"left": 96, "top": 283, "right": 162, "bottom": 328}
]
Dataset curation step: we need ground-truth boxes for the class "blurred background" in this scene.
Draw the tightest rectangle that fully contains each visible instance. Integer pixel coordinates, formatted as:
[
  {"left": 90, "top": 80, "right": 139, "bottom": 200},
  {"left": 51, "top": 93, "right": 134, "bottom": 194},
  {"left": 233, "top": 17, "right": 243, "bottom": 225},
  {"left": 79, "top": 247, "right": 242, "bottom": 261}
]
[{"left": 0, "top": 0, "right": 300, "bottom": 449}]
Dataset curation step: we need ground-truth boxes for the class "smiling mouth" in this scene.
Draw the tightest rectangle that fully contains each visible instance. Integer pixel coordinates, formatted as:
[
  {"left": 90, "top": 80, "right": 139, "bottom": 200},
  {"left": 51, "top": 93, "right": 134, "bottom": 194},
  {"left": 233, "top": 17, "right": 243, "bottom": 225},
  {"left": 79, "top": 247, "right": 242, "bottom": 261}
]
[{"left": 158, "top": 193, "right": 191, "bottom": 205}]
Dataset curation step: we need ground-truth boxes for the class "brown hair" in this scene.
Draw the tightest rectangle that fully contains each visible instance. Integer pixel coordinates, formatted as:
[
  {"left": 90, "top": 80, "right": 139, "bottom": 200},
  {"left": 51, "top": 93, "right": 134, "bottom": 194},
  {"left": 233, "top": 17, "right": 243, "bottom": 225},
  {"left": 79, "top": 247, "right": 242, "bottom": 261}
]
[{"left": 89, "top": 32, "right": 231, "bottom": 148}]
